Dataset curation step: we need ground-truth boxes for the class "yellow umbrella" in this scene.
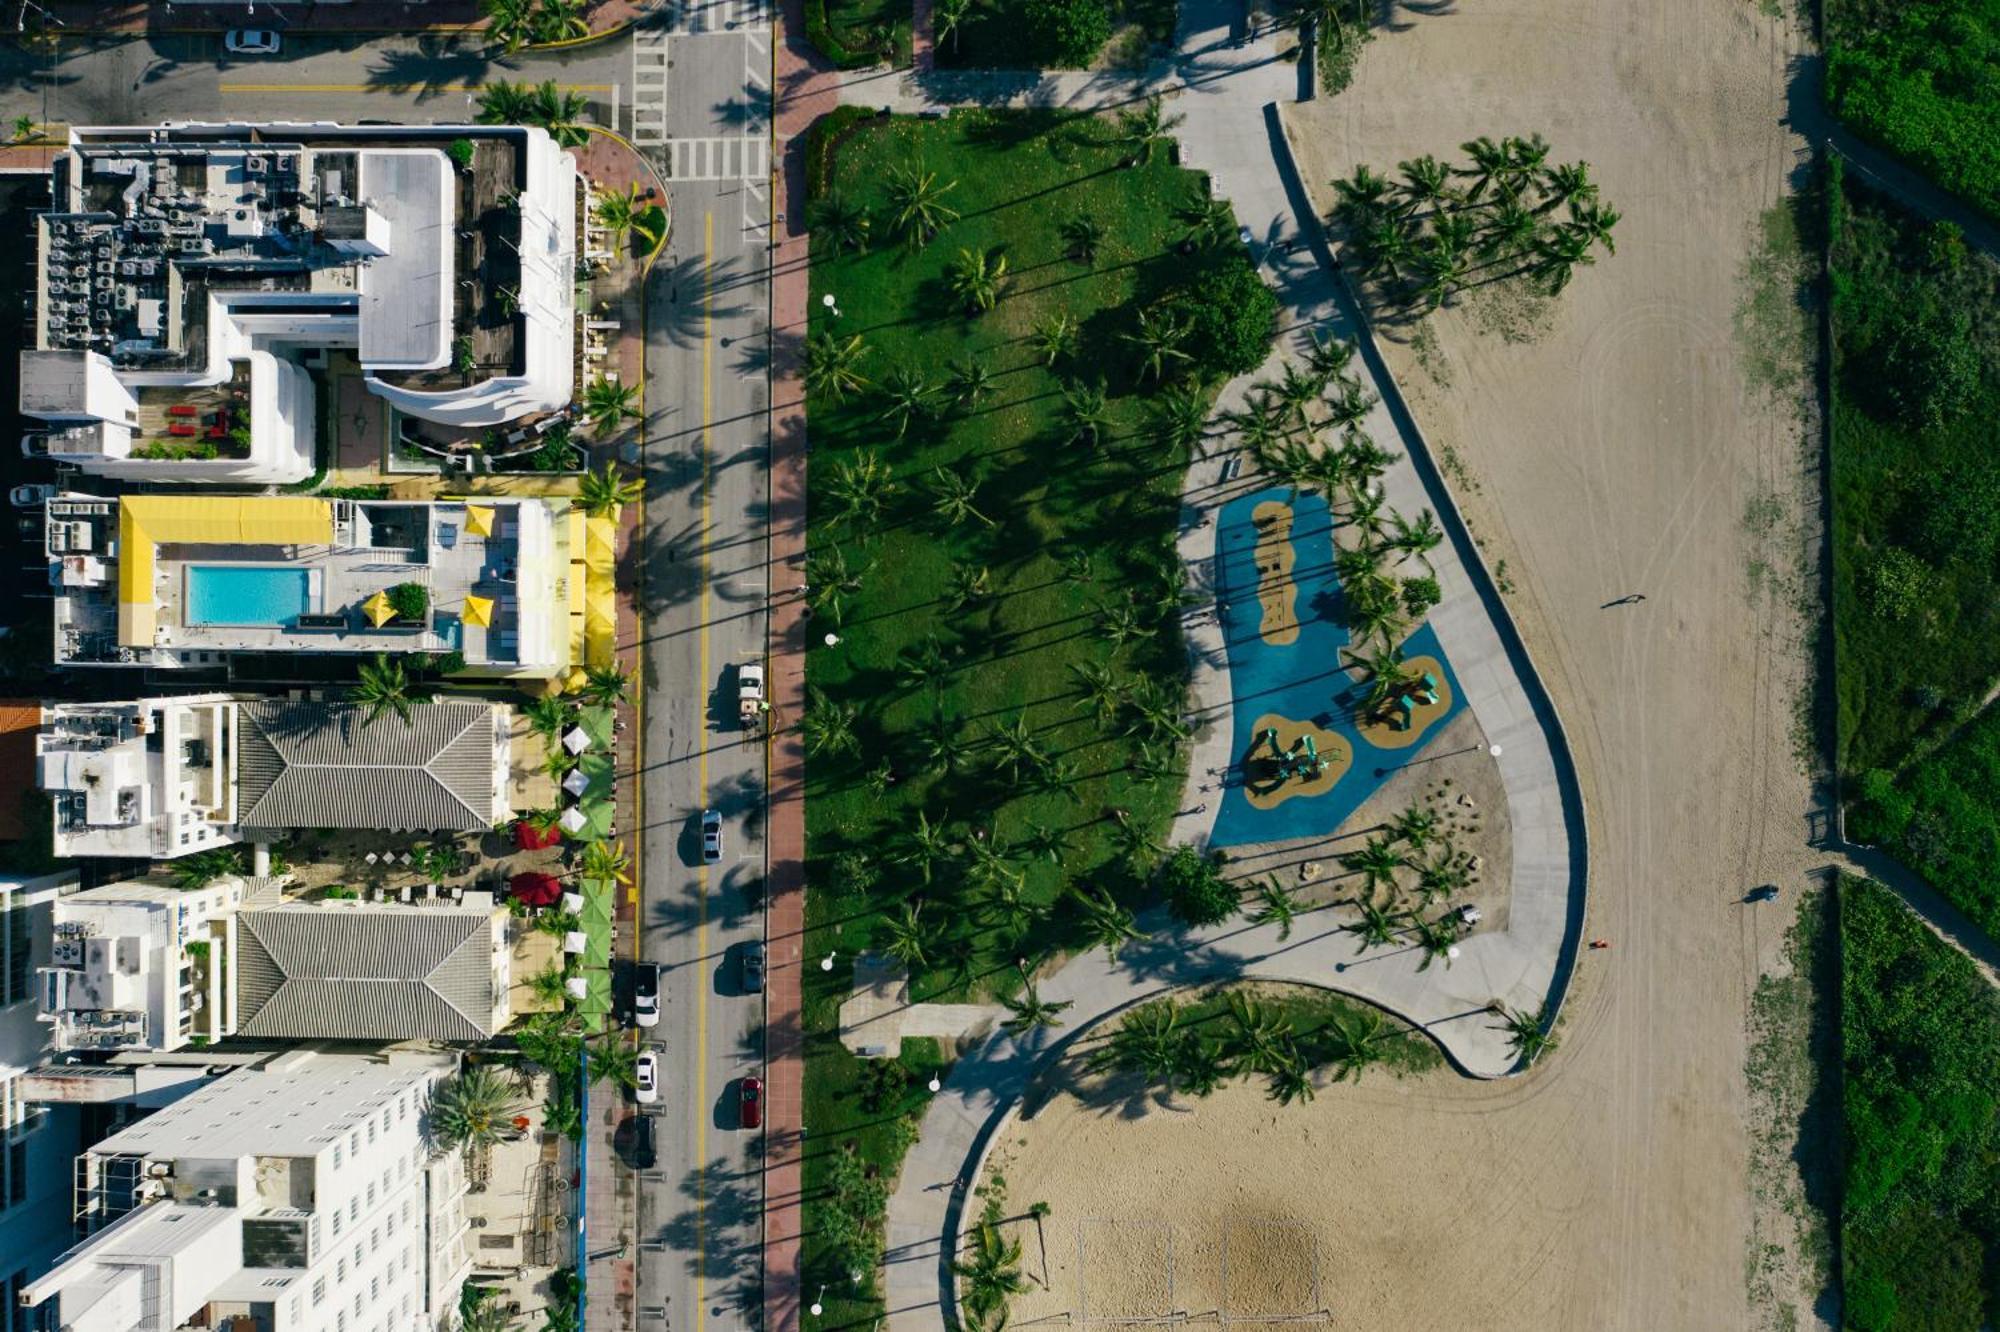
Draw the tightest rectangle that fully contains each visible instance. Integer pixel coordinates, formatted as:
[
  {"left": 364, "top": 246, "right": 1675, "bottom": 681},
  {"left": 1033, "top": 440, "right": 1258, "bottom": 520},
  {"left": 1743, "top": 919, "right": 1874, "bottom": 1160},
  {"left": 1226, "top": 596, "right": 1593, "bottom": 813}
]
[
  {"left": 362, "top": 590, "right": 396, "bottom": 627},
  {"left": 465, "top": 504, "right": 496, "bottom": 537},
  {"left": 462, "top": 594, "right": 496, "bottom": 627}
]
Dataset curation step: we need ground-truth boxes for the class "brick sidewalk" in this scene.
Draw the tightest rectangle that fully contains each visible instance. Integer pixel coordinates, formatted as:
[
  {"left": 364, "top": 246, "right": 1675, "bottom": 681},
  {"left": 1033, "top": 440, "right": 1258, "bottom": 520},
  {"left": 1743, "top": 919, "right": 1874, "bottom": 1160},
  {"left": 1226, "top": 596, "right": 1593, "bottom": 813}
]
[
  {"left": 765, "top": 3, "right": 840, "bottom": 1331},
  {"left": 41, "top": 0, "right": 647, "bottom": 37}
]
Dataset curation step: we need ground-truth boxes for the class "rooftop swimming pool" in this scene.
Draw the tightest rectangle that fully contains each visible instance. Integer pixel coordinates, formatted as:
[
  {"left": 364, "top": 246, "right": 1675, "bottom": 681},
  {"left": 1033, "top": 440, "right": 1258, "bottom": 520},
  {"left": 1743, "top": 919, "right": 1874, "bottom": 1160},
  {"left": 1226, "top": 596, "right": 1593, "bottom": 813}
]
[
  {"left": 1208, "top": 487, "right": 1466, "bottom": 849},
  {"left": 184, "top": 565, "right": 313, "bottom": 628}
]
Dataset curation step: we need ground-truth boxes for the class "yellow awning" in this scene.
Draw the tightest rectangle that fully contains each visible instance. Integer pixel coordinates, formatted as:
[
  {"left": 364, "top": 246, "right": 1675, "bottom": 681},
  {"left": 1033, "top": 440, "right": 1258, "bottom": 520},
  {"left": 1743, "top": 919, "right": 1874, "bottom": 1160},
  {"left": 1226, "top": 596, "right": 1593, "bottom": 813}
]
[
  {"left": 117, "top": 496, "right": 335, "bottom": 646},
  {"left": 463, "top": 594, "right": 496, "bottom": 627},
  {"left": 465, "top": 504, "right": 496, "bottom": 537},
  {"left": 362, "top": 590, "right": 397, "bottom": 627}
]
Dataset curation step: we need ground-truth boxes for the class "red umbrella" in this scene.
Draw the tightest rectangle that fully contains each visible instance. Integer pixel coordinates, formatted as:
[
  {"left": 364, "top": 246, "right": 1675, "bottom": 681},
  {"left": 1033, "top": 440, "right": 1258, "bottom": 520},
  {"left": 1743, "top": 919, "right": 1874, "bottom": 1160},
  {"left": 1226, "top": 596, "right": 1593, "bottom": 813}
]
[
  {"left": 508, "top": 872, "right": 563, "bottom": 908},
  {"left": 513, "top": 820, "right": 563, "bottom": 850}
]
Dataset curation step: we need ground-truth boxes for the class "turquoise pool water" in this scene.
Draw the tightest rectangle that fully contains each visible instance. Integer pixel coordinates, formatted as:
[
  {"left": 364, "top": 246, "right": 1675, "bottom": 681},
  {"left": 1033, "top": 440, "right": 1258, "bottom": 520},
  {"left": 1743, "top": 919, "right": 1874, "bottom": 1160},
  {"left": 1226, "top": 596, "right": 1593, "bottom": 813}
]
[
  {"left": 1208, "top": 487, "right": 1466, "bottom": 849},
  {"left": 185, "top": 566, "right": 311, "bottom": 627}
]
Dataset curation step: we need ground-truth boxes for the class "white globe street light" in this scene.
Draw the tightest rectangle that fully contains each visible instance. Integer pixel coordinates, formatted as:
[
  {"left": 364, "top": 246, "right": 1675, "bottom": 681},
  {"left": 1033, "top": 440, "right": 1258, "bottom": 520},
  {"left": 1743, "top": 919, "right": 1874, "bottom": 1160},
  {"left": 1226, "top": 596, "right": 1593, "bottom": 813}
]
[
  {"left": 927, "top": 1075, "right": 941, "bottom": 1093},
  {"left": 821, "top": 951, "right": 836, "bottom": 972}
]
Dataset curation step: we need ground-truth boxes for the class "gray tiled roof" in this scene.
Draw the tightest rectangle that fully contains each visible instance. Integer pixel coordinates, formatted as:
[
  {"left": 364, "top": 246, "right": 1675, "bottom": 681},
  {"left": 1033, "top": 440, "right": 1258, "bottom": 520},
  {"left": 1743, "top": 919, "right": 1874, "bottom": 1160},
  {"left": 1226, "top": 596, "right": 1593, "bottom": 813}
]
[
  {"left": 236, "top": 699, "right": 500, "bottom": 832},
  {"left": 234, "top": 905, "right": 499, "bottom": 1041}
]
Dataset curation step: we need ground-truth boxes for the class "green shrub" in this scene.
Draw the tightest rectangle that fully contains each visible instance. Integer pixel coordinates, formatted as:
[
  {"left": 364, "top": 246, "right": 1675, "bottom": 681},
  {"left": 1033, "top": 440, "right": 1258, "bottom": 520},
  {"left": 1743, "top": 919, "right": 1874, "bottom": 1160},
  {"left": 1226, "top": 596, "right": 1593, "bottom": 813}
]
[
  {"left": 1870, "top": 303, "right": 1980, "bottom": 430},
  {"left": 448, "top": 137, "right": 477, "bottom": 169},
  {"left": 1859, "top": 545, "right": 1938, "bottom": 621},
  {"left": 1023, "top": 0, "right": 1110, "bottom": 65},
  {"left": 1159, "top": 845, "right": 1238, "bottom": 926},
  {"left": 1166, "top": 258, "right": 1278, "bottom": 379},
  {"left": 389, "top": 583, "right": 430, "bottom": 621},
  {"left": 1400, "top": 575, "right": 1441, "bottom": 619},
  {"left": 1904, "top": 465, "right": 2000, "bottom": 567}
]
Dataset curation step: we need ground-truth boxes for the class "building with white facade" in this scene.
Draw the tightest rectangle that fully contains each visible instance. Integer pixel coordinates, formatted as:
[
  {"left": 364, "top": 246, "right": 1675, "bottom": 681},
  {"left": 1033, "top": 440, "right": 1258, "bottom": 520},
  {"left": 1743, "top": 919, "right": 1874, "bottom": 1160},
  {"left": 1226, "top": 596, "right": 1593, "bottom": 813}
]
[
  {"left": 0, "top": 871, "right": 86, "bottom": 1322},
  {"left": 47, "top": 494, "right": 578, "bottom": 677},
  {"left": 20, "top": 121, "right": 577, "bottom": 485},
  {"left": 37, "top": 875, "right": 267, "bottom": 1055},
  {"left": 36, "top": 694, "right": 247, "bottom": 860},
  {"left": 21, "top": 1045, "right": 474, "bottom": 1332}
]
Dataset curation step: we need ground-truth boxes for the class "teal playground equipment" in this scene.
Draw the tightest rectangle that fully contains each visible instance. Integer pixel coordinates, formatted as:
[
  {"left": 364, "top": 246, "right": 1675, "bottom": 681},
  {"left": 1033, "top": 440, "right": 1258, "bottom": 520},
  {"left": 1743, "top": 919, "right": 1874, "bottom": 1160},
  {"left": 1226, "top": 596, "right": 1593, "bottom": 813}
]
[
  {"left": 1247, "top": 726, "right": 1325, "bottom": 792},
  {"left": 1389, "top": 671, "right": 1441, "bottom": 731}
]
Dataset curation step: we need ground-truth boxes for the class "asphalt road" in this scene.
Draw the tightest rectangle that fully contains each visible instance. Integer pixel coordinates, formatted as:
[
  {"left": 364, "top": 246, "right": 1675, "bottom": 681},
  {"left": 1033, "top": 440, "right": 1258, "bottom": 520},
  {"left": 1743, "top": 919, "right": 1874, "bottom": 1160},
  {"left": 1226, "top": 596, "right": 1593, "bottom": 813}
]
[{"left": 0, "top": 20, "right": 777, "bottom": 1330}]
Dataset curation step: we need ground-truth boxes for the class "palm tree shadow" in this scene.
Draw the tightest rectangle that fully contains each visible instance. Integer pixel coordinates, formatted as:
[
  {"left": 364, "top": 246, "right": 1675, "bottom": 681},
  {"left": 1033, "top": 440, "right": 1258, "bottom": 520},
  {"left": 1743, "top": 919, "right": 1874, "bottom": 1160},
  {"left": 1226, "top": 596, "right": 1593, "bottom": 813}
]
[{"left": 366, "top": 36, "right": 502, "bottom": 101}]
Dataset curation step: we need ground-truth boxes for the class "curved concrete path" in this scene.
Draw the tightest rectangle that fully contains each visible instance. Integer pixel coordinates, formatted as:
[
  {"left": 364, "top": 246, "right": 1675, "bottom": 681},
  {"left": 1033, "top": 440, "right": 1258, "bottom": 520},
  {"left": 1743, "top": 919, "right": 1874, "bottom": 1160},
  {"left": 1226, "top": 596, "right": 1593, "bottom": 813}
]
[{"left": 874, "top": 3, "right": 1588, "bottom": 1329}]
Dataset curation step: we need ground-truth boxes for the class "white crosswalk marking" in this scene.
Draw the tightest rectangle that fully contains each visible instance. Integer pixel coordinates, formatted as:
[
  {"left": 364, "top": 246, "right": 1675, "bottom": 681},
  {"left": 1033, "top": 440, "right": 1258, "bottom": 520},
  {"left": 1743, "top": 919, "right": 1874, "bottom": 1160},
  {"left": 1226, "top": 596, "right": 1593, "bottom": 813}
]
[
  {"left": 661, "top": 136, "right": 770, "bottom": 182},
  {"left": 665, "top": 0, "right": 767, "bottom": 33},
  {"left": 630, "top": 30, "right": 671, "bottom": 145}
]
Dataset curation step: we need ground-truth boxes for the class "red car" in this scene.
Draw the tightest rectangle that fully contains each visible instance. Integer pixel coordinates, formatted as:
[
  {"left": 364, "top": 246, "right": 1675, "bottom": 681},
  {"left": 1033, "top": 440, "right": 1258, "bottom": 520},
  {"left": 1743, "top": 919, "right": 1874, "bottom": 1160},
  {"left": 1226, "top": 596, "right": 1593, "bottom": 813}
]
[{"left": 739, "top": 1076, "right": 763, "bottom": 1130}]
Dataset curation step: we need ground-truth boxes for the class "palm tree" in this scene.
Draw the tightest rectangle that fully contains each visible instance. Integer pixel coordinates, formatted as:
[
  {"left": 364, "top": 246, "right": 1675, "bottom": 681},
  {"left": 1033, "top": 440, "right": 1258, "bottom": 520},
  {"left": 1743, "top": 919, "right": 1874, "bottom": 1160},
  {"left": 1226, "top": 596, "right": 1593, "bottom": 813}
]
[
  {"left": 593, "top": 182, "right": 662, "bottom": 252},
  {"left": 1121, "top": 309, "right": 1191, "bottom": 383},
  {"left": 934, "top": 0, "right": 970, "bottom": 51},
  {"left": 883, "top": 161, "right": 960, "bottom": 247},
  {"left": 804, "top": 544, "right": 869, "bottom": 624},
  {"left": 1495, "top": 1002, "right": 1559, "bottom": 1064},
  {"left": 805, "top": 329, "right": 870, "bottom": 401},
  {"left": 1502, "top": 132, "right": 1552, "bottom": 191},
  {"left": 1180, "top": 191, "right": 1237, "bottom": 251},
  {"left": 460, "top": 1290, "right": 522, "bottom": 1332},
  {"left": 531, "top": 0, "right": 590, "bottom": 41},
  {"left": 1567, "top": 200, "right": 1621, "bottom": 255},
  {"left": 1530, "top": 225, "right": 1596, "bottom": 294},
  {"left": 1332, "top": 162, "right": 1394, "bottom": 226},
  {"left": 1534, "top": 160, "right": 1598, "bottom": 215},
  {"left": 946, "top": 247, "right": 1008, "bottom": 313},
  {"left": 1061, "top": 213, "right": 1106, "bottom": 265},
  {"left": 526, "top": 80, "right": 592, "bottom": 147},
  {"left": 1322, "top": 1009, "right": 1390, "bottom": 1081},
  {"left": 898, "top": 633, "right": 958, "bottom": 696},
  {"left": 1384, "top": 509, "right": 1443, "bottom": 566},
  {"left": 355, "top": 653, "right": 418, "bottom": 728},
  {"left": 982, "top": 714, "right": 1044, "bottom": 784},
  {"left": 1061, "top": 380, "right": 1112, "bottom": 446},
  {"left": 1067, "top": 659, "right": 1124, "bottom": 724},
  {"left": 1089, "top": 1002, "right": 1183, "bottom": 1078},
  {"left": 809, "top": 190, "right": 871, "bottom": 253},
  {"left": 1248, "top": 877, "right": 1303, "bottom": 941},
  {"left": 1346, "top": 899, "right": 1405, "bottom": 951},
  {"left": 1000, "top": 983, "right": 1072, "bottom": 1035},
  {"left": 579, "top": 662, "right": 630, "bottom": 707},
  {"left": 1031, "top": 310, "right": 1078, "bottom": 366},
  {"left": 955, "top": 1222, "right": 1028, "bottom": 1316},
  {"left": 1151, "top": 383, "right": 1211, "bottom": 454},
  {"left": 1341, "top": 836, "right": 1406, "bottom": 903},
  {"left": 580, "top": 377, "right": 642, "bottom": 436},
  {"left": 1073, "top": 886, "right": 1147, "bottom": 959},
  {"left": 1122, "top": 678, "right": 1190, "bottom": 743},
  {"left": 1350, "top": 644, "right": 1418, "bottom": 714},
  {"left": 475, "top": 80, "right": 536, "bottom": 126},
  {"left": 880, "top": 902, "right": 933, "bottom": 968},
  {"left": 579, "top": 839, "right": 633, "bottom": 884},
  {"left": 943, "top": 562, "right": 995, "bottom": 612},
  {"left": 945, "top": 356, "right": 995, "bottom": 410},
  {"left": 171, "top": 847, "right": 246, "bottom": 892},
  {"left": 588, "top": 1036, "right": 639, "bottom": 1090},
  {"left": 1411, "top": 911, "right": 1462, "bottom": 970},
  {"left": 578, "top": 464, "right": 644, "bottom": 517},
  {"left": 522, "top": 694, "right": 570, "bottom": 744},
  {"left": 1478, "top": 197, "right": 1541, "bottom": 260},
  {"left": 916, "top": 709, "right": 972, "bottom": 776},
  {"left": 1455, "top": 135, "right": 1511, "bottom": 204},
  {"left": 901, "top": 808, "right": 954, "bottom": 884},
  {"left": 1387, "top": 804, "right": 1441, "bottom": 852},
  {"left": 1414, "top": 852, "right": 1471, "bottom": 908},
  {"left": 1226, "top": 993, "right": 1296, "bottom": 1074},
  {"left": 878, "top": 366, "right": 937, "bottom": 439},
  {"left": 1024, "top": 821, "right": 1074, "bottom": 864},
  {"left": 482, "top": 0, "right": 538, "bottom": 52},
  {"left": 823, "top": 451, "right": 895, "bottom": 526},
  {"left": 1396, "top": 154, "right": 1455, "bottom": 218},
  {"left": 800, "top": 685, "right": 861, "bottom": 760},
  {"left": 1267, "top": 1054, "right": 1316, "bottom": 1105},
  {"left": 1118, "top": 96, "right": 1185, "bottom": 165},
  {"left": 428, "top": 1066, "right": 523, "bottom": 1150}
]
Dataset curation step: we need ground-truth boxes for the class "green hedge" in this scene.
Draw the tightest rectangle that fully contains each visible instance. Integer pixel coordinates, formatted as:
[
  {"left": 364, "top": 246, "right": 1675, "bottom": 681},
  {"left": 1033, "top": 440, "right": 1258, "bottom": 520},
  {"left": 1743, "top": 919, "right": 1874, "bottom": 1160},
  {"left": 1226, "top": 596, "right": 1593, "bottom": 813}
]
[
  {"left": 805, "top": 104, "right": 879, "bottom": 204},
  {"left": 1839, "top": 876, "right": 2000, "bottom": 1331}
]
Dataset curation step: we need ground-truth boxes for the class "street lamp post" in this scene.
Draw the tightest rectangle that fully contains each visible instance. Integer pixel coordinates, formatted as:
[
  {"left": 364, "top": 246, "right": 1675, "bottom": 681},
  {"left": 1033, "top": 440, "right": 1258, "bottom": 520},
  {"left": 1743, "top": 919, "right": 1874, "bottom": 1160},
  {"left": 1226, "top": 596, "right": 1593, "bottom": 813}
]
[
  {"left": 822, "top": 292, "right": 841, "bottom": 318},
  {"left": 810, "top": 1284, "right": 827, "bottom": 1317},
  {"left": 821, "top": 951, "right": 836, "bottom": 972}
]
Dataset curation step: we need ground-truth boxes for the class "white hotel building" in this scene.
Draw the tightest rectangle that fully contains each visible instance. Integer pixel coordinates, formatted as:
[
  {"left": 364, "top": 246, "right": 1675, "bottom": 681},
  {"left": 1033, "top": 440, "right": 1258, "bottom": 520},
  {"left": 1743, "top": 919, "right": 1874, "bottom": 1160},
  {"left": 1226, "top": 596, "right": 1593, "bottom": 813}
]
[{"left": 21, "top": 1046, "right": 473, "bottom": 1332}]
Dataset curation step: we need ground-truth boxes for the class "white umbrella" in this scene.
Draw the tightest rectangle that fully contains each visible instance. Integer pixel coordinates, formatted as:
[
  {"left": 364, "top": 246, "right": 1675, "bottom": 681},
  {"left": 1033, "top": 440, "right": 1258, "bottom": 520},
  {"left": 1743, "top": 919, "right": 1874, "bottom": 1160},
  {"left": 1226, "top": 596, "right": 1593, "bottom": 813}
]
[
  {"left": 562, "top": 726, "right": 591, "bottom": 755},
  {"left": 563, "top": 930, "right": 587, "bottom": 954},
  {"left": 562, "top": 768, "right": 590, "bottom": 798},
  {"left": 559, "top": 806, "right": 588, "bottom": 834},
  {"left": 564, "top": 976, "right": 588, "bottom": 999}
]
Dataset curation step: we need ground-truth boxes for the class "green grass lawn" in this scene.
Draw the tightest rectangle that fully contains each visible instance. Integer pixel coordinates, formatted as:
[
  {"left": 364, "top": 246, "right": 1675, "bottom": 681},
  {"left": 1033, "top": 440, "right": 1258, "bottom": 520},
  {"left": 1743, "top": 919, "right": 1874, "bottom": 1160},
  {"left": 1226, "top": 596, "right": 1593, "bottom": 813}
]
[
  {"left": 936, "top": 0, "right": 1179, "bottom": 69},
  {"left": 1829, "top": 164, "right": 2000, "bottom": 778},
  {"left": 1825, "top": 0, "right": 2000, "bottom": 222},
  {"left": 808, "top": 0, "right": 913, "bottom": 69},
  {"left": 798, "top": 108, "right": 1253, "bottom": 1321},
  {"left": 1838, "top": 876, "right": 2000, "bottom": 1331}
]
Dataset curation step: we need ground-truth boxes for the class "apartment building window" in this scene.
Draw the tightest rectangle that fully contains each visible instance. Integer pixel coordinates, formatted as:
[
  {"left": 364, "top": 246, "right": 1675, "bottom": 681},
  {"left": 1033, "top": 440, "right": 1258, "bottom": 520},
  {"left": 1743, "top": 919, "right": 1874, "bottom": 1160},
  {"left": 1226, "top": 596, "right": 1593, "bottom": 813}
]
[
  {"left": 332, "top": 1144, "right": 343, "bottom": 1169},
  {"left": 311, "top": 1277, "right": 326, "bottom": 1306},
  {"left": 336, "top": 1312, "right": 345, "bottom": 1332},
  {"left": 352, "top": 1292, "right": 362, "bottom": 1318},
  {"left": 331, "top": 1211, "right": 342, "bottom": 1238},
  {"left": 6, "top": 1139, "right": 25, "bottom": 1209},
  {"left": 369, "top": 1277, "right": 379, "bottom": 1304},
  {"left": 336, "top": 1259, "right": 345, "bottom": 1284},
  {"left": 365, "top": 1181, "right": 375, "bottom": 1208},
  {"left": 3, "top": 888, "right": 30, "bottom": 1006}
]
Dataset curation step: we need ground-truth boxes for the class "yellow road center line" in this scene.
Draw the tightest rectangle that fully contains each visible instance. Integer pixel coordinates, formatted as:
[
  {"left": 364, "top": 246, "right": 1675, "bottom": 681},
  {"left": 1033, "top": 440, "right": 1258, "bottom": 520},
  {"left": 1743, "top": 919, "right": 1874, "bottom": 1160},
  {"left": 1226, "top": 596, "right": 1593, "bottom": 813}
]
[
  {"left": 218, "top": 82, "right": 612, "bottom": 93},
  {"left": 695, "top": 208, "right": 714, "bottom": 1332}
]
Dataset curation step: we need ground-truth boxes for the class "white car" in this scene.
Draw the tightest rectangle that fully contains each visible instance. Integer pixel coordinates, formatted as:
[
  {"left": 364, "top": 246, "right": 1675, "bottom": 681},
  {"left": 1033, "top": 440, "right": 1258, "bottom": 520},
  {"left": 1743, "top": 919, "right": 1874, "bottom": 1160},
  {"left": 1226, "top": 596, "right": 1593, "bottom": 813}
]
[
  {"left": 9, "top": 484, "right": 56, "bottom": 508},
  {"left": 701, "top": 809, "right": 722, "bottom": 864},
  {"left": 634, "top": 1052, "right": 658, "bottom": 1105},
  {"left": 633, "top": 962, "right": 660, "bottom": 1029},
  {"left": 224, "top": 30, "right": 281, "bottom": 55}
]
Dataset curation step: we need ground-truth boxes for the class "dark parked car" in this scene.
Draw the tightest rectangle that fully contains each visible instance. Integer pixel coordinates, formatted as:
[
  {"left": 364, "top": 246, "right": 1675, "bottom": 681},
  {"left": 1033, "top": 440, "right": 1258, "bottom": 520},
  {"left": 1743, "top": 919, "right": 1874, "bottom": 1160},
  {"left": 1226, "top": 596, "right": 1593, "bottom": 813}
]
[
  {"left": 631, "top": 1113, "right": 656, "bottom": 1169},
  {"left": 741, "top": 941, "right": 766, "bottom": 993},
  {"left": 739, "top": 1076, "right": 763, "bottom": 1130}
]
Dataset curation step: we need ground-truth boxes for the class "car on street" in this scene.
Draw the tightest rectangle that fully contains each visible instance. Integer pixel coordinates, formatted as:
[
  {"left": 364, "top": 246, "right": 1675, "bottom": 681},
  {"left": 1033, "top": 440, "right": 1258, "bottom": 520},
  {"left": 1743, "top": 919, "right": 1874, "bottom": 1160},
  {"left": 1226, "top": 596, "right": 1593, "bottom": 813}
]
[
  {"left": 634, "top": 1051, "right": 658, "bottom": 1104},
  {"left": 633, "top": 961, "right": 661, "bottom": 1028},
  {"left": 224, "top": 30, "right": 282, "bottom": 54},
  {"left": 739, "top": 1075, "right": 762, "bottom": 1130},
  {"left": 9, "top": 484, "right": 56, "bottom": 508},
  {"left": 741, "top": 941, "right": 766, "bottom": 994},
  {"left": 630, "top": 1113, "right": 656, "bottom": 1169},
  {"left": 19, "top": 434, "right": 49, "bottom": 459},
  {"left": 701, "top": 808, "right": 722, "bottom": 864}
]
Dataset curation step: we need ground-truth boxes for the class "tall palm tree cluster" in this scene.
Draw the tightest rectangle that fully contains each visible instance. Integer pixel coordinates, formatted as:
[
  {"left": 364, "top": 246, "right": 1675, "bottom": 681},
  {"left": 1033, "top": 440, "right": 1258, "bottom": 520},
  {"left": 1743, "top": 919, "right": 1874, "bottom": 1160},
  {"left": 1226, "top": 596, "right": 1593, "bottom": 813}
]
[
  {"left": 1340, "top": 800, "right": 1482, "bottom": 970},
  {"left": 482, "top": 0, "right": 591, "bottom": 52},
  {"left": 1090, "top": 991, "right": 1406, "bottom": 1106},
  {"left": 475, "top": 80, "right": 595, "bottom": 149},
  {"left": 1220, "top": 335, "right": 1445, "bottom": 707},
  {"left": 1331, "top": 134, "right": 1620, "bottom": 311}
]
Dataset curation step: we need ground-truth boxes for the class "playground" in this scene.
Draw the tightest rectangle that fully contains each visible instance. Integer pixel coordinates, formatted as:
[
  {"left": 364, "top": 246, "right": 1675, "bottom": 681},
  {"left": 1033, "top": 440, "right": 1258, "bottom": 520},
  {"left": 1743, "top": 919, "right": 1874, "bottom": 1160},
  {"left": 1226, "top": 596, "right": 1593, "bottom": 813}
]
[{"left": 1208, "top": 489, "right": 1466, "bottom": 848}]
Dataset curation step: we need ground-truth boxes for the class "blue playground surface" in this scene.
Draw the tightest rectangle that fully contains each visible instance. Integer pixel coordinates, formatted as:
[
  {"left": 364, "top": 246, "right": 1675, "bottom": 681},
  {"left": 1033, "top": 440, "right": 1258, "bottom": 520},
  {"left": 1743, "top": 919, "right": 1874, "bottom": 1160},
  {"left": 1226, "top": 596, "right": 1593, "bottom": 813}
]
[{"left": 1207, "top": 487, "right": 1466, "bottom": 849}]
